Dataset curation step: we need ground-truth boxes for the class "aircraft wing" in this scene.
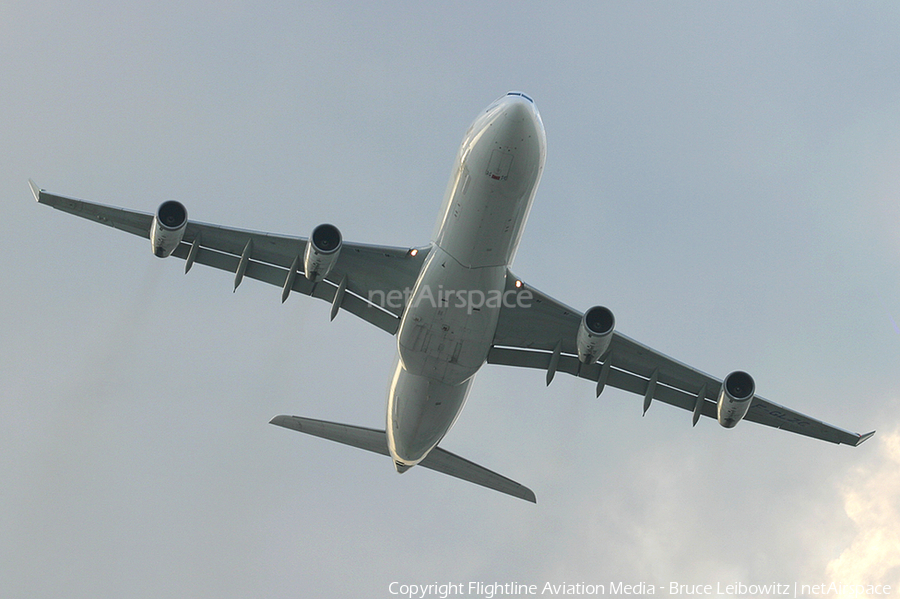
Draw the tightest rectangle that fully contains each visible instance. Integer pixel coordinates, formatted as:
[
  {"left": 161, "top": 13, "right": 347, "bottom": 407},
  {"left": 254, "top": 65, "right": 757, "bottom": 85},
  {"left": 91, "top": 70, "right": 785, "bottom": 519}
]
[
  {"left": 30, "top": 181, "right": 428, "bottom": 334},
  {"left": 489, "top": 269, "right": 874, "bottom": 447}
]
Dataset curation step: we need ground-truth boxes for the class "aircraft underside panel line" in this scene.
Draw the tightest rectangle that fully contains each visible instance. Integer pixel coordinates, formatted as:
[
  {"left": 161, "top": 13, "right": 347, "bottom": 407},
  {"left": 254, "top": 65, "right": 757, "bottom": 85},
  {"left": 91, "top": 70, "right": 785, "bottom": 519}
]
[
  {"left": 34, "top": 188, "right": 155, "bottom": 237},
  {"left": 488, "top": 345, "right": 719, "bottom": 418},
  {"left": 486, "top": 345, "right": 865, "bottom": 446},
  {"left": 31, "top": 182, "right": 425, "bottom": 333},
  {"left": 171, "top": 243, "right": 400, "bottom": 334}
]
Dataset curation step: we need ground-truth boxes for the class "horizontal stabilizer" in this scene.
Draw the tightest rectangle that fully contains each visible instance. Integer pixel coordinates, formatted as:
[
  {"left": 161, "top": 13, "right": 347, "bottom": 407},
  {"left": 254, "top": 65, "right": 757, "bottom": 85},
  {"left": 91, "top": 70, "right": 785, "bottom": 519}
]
[{"left": 270, "top": 415, "right": 536, "bottom": 503}]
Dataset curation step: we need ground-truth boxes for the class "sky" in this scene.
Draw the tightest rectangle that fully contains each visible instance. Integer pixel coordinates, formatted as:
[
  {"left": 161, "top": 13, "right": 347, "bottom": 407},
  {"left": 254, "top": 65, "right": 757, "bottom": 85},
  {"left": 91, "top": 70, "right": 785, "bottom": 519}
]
[{"left": 3, "top": 2, "right": 900, "bottom": 598}]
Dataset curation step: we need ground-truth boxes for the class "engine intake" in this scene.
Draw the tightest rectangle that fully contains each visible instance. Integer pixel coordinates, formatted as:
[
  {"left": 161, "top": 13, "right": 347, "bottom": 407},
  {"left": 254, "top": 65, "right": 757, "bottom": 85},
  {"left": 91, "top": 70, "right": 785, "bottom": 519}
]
[
  {"left": 717, "top": 370, "right": 755, "bottom": 428},
  {"left": 150, "top": 200, "right": 187, "bottom": 257},
  {"left": 303, "top": 223, "right": 342, "bottom": 282},
  {"left": 576, "top": 306, "right": 615, "bottom": 364}
]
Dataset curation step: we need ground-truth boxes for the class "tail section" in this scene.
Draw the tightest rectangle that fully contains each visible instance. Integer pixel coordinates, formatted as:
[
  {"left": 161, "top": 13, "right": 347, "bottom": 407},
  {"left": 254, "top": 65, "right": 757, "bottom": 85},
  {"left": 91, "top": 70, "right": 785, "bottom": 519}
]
[{"left": 269, "top": 415, "right": 536, "bottom": 503}]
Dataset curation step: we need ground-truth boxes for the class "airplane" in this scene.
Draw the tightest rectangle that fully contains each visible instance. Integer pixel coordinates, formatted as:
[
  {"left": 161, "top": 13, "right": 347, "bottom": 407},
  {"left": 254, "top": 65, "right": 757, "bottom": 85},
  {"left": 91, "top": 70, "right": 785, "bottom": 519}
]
[{"left": 31, "top": 91, "right": 874, "bottom": 503}]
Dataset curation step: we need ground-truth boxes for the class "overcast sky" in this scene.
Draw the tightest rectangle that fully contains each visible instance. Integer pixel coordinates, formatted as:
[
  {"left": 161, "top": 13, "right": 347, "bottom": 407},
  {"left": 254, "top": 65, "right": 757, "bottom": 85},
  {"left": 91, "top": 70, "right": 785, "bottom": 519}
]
[{"left": 3, "top": 2, "right": 900, "bottom": 598}]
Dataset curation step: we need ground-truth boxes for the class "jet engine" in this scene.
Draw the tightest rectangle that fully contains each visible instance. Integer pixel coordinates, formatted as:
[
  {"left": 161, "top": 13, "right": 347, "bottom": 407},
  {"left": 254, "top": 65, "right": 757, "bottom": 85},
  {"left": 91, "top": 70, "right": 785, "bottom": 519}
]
[
  {"left": 576, "top": 306, "right": 615, "bottom": 364},
  {"left": 717, "top": 370, "right": 755, "bottom": 428},
  {"left": 150, "top": 200, "right": 188, "bottom": 257},
  {"left": 303, "top": 223, "right": 342, "bottom": 282}
]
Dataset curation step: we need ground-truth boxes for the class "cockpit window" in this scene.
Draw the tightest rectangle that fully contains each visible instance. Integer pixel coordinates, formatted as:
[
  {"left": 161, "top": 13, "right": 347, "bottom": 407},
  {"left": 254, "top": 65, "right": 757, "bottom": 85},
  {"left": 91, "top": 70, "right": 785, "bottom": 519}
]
[
  {"left": 485, "top": 91, "right": 535, "bottom": 113},
  {"left": 506, "top": 91, "right": 534, "bottom": 103}
]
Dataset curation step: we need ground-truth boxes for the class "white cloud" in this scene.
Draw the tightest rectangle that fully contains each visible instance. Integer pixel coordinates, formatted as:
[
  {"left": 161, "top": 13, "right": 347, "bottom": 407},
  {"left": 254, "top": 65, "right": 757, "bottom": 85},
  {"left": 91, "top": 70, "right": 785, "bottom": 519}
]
[{"left": 825, "top": 430, "right": 900, "bottom": 596}]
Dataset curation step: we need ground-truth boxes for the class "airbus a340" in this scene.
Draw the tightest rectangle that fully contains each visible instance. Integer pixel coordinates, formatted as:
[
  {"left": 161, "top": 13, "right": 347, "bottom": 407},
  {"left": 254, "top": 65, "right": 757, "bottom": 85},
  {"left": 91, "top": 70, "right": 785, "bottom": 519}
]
[{"left": 32, "top": 92, "right": 873, "bottom": 502}]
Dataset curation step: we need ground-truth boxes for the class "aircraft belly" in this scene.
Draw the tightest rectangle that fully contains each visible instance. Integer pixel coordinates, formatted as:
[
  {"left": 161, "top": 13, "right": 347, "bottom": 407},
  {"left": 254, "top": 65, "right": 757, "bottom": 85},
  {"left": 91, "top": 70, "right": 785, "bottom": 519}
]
[
  {"left": 388, "top": 246, "right": 507, "bottom": 465},
  {"left": 397, "top": 246, "right": 504, "bottom": 385},
  {"left": 387, "top": 359, "right": 473, "bottom": 464}
]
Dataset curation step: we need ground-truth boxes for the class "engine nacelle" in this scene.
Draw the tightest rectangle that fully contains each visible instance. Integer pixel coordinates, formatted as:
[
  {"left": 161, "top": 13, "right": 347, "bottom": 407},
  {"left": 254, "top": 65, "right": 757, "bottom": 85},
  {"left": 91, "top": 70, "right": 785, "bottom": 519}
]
[
  {"left": 576, "top": 305, "right": 615, "bottom": 364},
  {"left": 150, "top": 200, "right": 188, "bottom": 258},
  {"left": 717, "top": 370, "right": 755, "bottom": 428},
  {"left": 303, "top": 223, "right": 342, "bottom": 282}
]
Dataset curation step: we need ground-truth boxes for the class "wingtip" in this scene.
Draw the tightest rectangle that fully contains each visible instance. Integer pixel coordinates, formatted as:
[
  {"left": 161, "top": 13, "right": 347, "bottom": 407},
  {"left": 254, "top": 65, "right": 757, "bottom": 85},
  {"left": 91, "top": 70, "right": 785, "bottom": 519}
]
[
  {"left": 855, "top": 430, "right": 876, "bottom": 446},
  {"left": 269, "top": 415, "right": 291, "bottom": 427},
  {"left": 28, "top": 179, "right": 42, "bottom": 202}
]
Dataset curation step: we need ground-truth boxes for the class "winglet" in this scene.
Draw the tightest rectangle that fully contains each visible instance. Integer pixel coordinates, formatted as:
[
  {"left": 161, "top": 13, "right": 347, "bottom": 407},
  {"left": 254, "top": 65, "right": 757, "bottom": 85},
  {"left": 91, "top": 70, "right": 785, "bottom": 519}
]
[
  {"left": 28, "top": 179, "right": 42, "bottom": 203},
  {"left": 855, "top": 431, "right": 876, "bottom": 446}
]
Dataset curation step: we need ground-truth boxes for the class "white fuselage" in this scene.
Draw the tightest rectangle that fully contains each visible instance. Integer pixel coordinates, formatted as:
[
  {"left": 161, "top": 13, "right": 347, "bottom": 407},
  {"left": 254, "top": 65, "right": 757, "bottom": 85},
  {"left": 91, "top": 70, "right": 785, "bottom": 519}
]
[{"left": 387, "top": 94, "right": 546, "bottom": 470}]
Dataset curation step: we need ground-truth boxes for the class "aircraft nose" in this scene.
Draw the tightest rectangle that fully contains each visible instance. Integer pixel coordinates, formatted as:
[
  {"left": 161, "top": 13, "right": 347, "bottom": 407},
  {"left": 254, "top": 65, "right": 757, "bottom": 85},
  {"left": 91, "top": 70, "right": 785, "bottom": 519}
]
[
  {"left": 490, "top": 93, "right": 544, "bottom": 154},
  {"left": 497, "top": 92, "right": 544, "bottom": 142},
  {"left": 502, "top": 92, "right": 539, "bottom": 120},
  {"left": 505, "top": 100, "right": 532, "bottom": 122}
]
